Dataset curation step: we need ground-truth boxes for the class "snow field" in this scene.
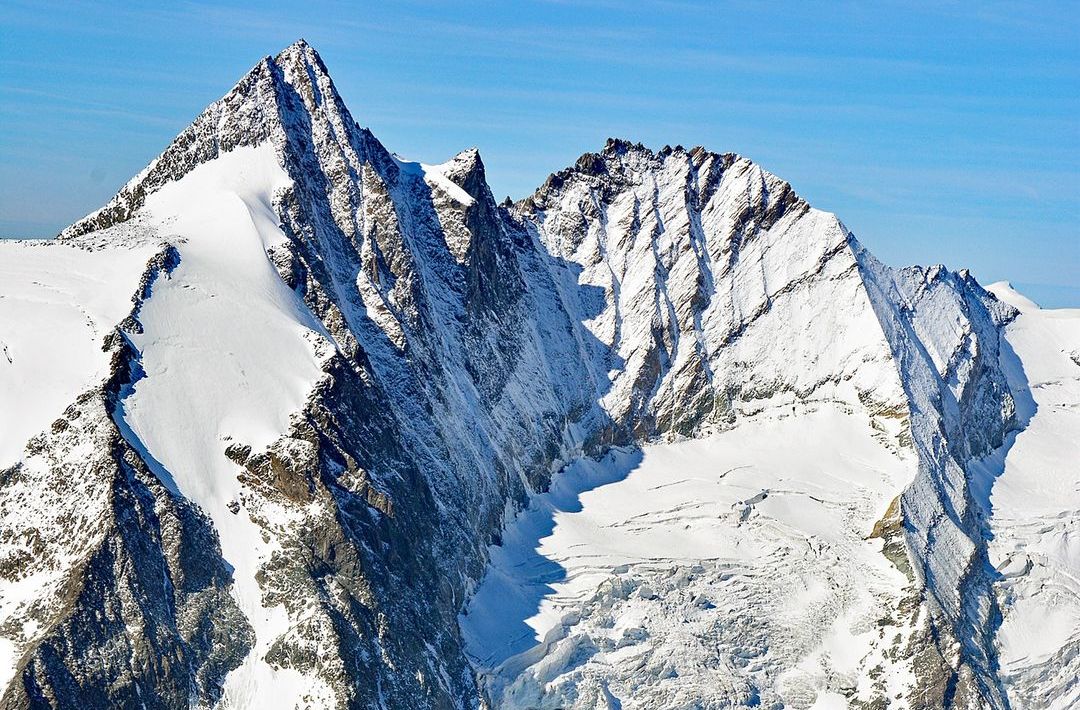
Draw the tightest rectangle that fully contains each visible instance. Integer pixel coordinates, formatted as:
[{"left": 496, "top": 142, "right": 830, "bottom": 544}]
[
  {"left": 0, "top": 231, "right": 161, "bottom": 689},
  {"left": 463, "top": 405, "right": 919, "bottom": 708},
  {"left": 0, "top": 238, "right": 158, "bottom": 469}
]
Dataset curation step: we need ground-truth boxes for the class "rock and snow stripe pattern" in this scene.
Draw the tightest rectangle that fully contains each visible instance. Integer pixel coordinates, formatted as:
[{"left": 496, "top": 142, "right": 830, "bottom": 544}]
[{"left": 0, "top": 39, "right": 1068, "bottom": 710}]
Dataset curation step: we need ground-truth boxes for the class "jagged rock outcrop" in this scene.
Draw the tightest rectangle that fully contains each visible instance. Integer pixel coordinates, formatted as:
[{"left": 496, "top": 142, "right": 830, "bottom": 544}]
[
  {"left": 513, "top": 138, "right": 1019, "bottom": 707},
  {"left": 0, "top": 40, "right": 1025, "bottom": 709}
]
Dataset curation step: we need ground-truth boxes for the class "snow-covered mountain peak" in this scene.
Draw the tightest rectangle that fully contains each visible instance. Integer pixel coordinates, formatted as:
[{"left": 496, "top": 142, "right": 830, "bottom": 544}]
[
  {"left": 1, "top": 40, "right": 1067, "bottom": 710},
  {"left": 273, "top": 41, "right": 351, "bottom": 123},
  {"left": 521, "top": 138, "right": 807, "bottom": 247},
  {"left": 59, "top": 39, "right": 391, "bottom": 243},
  {"left": 986, "top": 280, "right": 1042, "bottom": 313},
  {"left": 272, "top": 37, "right": 323, "bottom": 74}
]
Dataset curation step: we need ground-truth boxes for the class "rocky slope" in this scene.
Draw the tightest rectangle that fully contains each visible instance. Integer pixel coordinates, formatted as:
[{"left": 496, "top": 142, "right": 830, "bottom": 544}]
[{"left": 0, "top": 40, "right": 1051, "bottom": 709}]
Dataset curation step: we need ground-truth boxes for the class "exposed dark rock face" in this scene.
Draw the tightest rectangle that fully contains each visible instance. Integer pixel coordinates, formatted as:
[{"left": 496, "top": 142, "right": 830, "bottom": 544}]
[
  {"left": 2, "top": 40, "right": 1022, "bottom": 709},
  {"left": 1, "top": 251, "right": 251, "bottom": 710}
]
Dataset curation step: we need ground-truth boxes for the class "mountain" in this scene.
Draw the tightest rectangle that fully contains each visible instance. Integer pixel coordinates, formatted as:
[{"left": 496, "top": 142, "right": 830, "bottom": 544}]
[{"left": 0, "top": 40, "right": 1076, "bottom": 709}]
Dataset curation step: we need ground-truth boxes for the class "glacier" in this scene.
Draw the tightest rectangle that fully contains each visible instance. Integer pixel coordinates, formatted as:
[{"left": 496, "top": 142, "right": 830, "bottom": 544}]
[{"left": 0, "top": 40, "right": 1076, "bottom": 709}]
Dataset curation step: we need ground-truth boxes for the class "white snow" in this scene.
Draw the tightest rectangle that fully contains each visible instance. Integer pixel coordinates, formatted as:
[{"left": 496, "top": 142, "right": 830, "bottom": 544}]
[
  {"left": 2, "top": 102, "right": 1073, "bottom": 708},
  {"left": 462, "top": 404, "right": 917, "bottom": 707},
  {"left": 115, "top": 144, "right": 335, "bottom": 708},
  {"left": 0, "top": 229, "right": 158, "bottom": 690},
  {"left": 987, "top": 280, "right": 1042, "bottom": 313},
  {"left": 0, "top": 232, "right": 159, "bottom": 691},
  {"left": 980, "top": 282, "right": 1080, "bottom": 708},
  {"left": 532, "top": 151, "right": 908, "bottom": 436},
  {"left": 392, "top": 155, "right": 476, "bottom": 206},
  {"left": 0, "top": 238, "right": 157, "bottom": 469}
]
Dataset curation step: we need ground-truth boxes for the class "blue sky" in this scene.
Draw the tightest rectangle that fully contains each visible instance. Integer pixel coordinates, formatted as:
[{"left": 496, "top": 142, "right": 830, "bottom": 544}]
[{"left": 2, "top": 1, "right": 1078, "bottom": 305}]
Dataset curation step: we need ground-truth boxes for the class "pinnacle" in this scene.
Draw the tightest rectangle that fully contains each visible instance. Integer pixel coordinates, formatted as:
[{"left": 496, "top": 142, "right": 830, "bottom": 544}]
[
  {"left": 439, "top": 147, "right": 488, "bottom": 198},
  {"left": 448, "top": 147, "right": 483, "bottom": 172},
  {"left": 602, "top": 137, "right": 646, "bottom": 155},
  {"left": 276, "top": 38, "right": 319, "bottom": 61},
  {"left": 272, "top": 38, "right": 331, "bottom": 82}
]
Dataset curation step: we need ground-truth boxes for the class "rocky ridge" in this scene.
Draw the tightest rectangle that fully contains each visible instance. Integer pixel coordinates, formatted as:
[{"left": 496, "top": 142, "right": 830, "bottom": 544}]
[{"left": 0, "top": 40, "right": 1022, "bottom": 708}]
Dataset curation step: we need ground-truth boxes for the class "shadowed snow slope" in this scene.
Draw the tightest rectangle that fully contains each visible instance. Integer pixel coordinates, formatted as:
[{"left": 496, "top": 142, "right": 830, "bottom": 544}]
[{"left": 0, "top": 40, "right": 1065, "bottom": 710}]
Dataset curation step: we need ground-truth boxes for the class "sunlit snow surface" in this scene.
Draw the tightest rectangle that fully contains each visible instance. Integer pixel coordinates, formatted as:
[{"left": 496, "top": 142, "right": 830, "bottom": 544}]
[
  {"left": 463, "top": 406, "right": 920, "bottom": 708},
  {"left": 1, "top": 129, "right": 1076, "bottom": 708},
  {"left": 981, "top": 283, "right": 1080, "bottom": 709},
  {"left": 460, "top": 281, "right": 1080, "bottom": 709},
  {"left": 116, "top": 144, "right": 336, "bottom": 708},
  {"left": 0, "top": 234, "right": 160, "bottom": 687},
  {"left": 0, "top": 238, "right": 157, "bottom": 470}
]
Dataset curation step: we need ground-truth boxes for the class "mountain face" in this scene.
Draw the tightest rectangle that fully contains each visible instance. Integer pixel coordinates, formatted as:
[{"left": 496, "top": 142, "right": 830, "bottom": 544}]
[{"left": 0, "top": 40, "right": 1074, "bottom": 709}]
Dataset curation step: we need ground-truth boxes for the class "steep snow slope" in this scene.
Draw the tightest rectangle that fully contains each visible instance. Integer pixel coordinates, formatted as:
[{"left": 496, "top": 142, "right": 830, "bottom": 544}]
[
  {"left": 521, "top": 142, "right": 907, "bottom": 436},
  {"left": 0, "top": 230, "right": 251, "bottom": 708},
  {"left": 980, "top": 283, "right": 1080, "bottom": 708},
  {"left": 4, "top": 40, "right": 608, "bottom": 708},
  {"left": 463, "top": 407, "right": 917, "bottom": 708},
  {"left": 520, "top": 140, "right": 1019, "bottom": 707},
  {"left": 854, "top": 254, "right": 1019, "bottom": 709},
  {"left": 115, "top": 143, "right": 337, "bottom": 707}
]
